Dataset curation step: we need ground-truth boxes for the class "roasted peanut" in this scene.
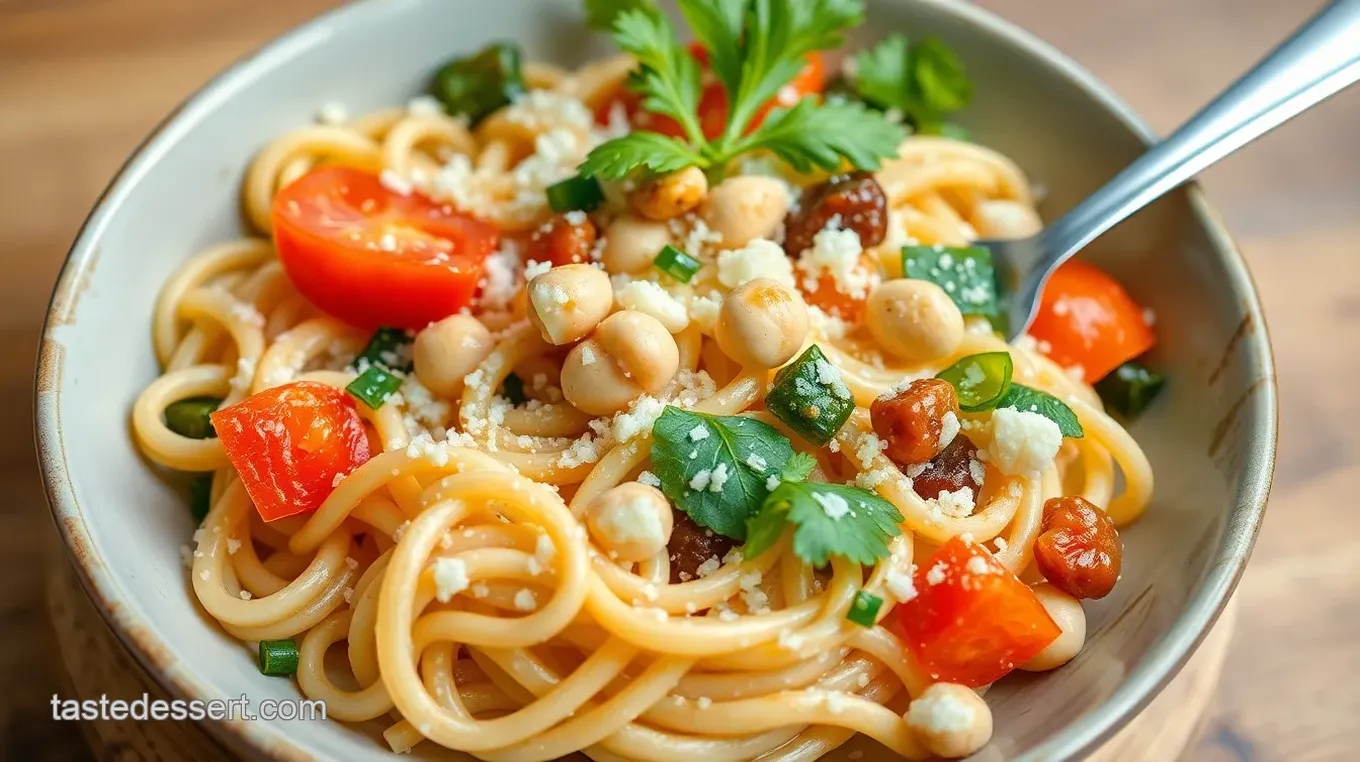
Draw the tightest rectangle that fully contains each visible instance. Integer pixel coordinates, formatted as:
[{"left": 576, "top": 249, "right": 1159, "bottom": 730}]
[
  {"left": 633, "top": 166, "right": 708, "bottom": 220},
  {"left": 667, "top": 509, "right": 736, "bottom": 584},
  {"left": 1033, "top": 496, "right": 1122, "bottom": 600},
  {"left": 870, "top": 379, "right": 962, "bottom": 465}
]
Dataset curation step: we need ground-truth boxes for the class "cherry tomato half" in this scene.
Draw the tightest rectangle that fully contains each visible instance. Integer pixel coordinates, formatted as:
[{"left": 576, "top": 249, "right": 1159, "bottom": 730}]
[
  {"left": 1029, "top": 259, "right": 1156, "bottom": 383},
  {"left": 595, "top": 49, "right": 826, "bottom": 141},
  {"left": 272, "top": 166, "right": 499, "bottom": 330},
  {"left": 210, "top": 381, "right": 372, "bottom": 522},
  {"left": 893, "top": 537, "right": 1060, "bottom": 687}
]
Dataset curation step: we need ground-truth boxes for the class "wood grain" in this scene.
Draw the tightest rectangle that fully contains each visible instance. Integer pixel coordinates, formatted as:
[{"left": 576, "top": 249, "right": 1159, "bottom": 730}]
[{"left": 1, "top": 0, "right": 1353, "bottom": 760}]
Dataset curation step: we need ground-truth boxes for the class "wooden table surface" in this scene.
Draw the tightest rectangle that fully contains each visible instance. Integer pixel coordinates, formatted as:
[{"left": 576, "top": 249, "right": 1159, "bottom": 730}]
[{"left": 1, "top": 1, "right": 1355, "bottom": 759}]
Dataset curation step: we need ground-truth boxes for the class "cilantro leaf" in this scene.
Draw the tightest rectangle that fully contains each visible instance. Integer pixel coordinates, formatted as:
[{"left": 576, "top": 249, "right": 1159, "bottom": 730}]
[
  {"left": 734, "top": 99, "right": 905, "bottom": 174},
  {"left": 613, "top": 9, "right": 706, "bottom": 144},
  {"left": 579, "top": 131, "right": 704, "bottom": 179},
  {"left": 678, "top": 0, "right": 746, "bottom": 97},
  {"left": 850, "top": 34, "right": 971, "bottom": 134},
  {"left": 650, "top": 408, "right": 795, "bottom": 539},
  {"left": 722, "top": 0, "right": 865, "bottom": 140},
  {"left": 746, "top": 480, "right": 904, "bottom": 566},
  {"left": 902, "top": 245, "right": 998, "bottom": 317},
  {"left": 850, "top": 34, "right": 909, "bottom": 113},
  {"left": 996, "top": 384, "right": 1084, "bottom": 438},
  {"left": 585, "top": 0, "right": 657, "bottom": 31},
  {"left": 579, "top": 0, "right": 901, "bottom": 180},
  {"left": 781, "top": 452, "right": 817, "bottom": 482}
]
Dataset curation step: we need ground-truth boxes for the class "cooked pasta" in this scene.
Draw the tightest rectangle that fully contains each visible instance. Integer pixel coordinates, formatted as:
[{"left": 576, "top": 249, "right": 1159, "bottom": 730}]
[{"left": 131, "top": 8, "right": 1159, "bottom": 760}]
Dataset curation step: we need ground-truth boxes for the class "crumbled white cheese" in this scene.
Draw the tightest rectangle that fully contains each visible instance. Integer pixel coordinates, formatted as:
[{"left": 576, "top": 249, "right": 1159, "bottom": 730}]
[
  {"left": 986, "top": 408, "right": 1062, "bottom": 477},
  {"left": 407, "top": 95, "right": 444, "bottom": 115},
  {"left": 965, "top": 556, "right": 990, "bottom": 575},
  {"left": 613, "top": 395, "right": 665, "bottom": 443},
  {"left": 596, "top": 491, "right": 666, "bottom": 547},
  {"left": 716, "top": 238, "right": 796, "bottom": 289},
  {"left": 796, "top": 228, "right": 876, "bottom": 299},
  {"left": 708, "top": 463, "right": 730, "bottom": 492},
  {"left": 431, "top": 558, "right": 469, "bottom": 603},
  {"left": 316, "top": 101, "right": 349, "bottom": 125},
  {"left": 688, "top": 426, "right": 710, "bottom": 442},
  {"left": 939, "top": 411, "right": 960, "bottom": 449},
  {"left": 513, "top": 589, "right": 537, "bottom": 611},
  {"left": 695, "top": 556, "right": 722, "bottom": 578},
  {"left": 886, "top": 568, "right": 918, "bottom": 602},
  {"left": 931, "top": 486, "right": 976, "bottom": 518},
  {"left": 926, "top": 561, "right": 948, "bottom": 585},
  {"left": 638, "top": 470, "right": 662, "bottom": 488},
  {"left": 812, "top": 491, "right": 850, "bottom": 519},
  {"left": 614, "top": 278, "right": 690, "bottom": 332},
  {"left": 907, "top": 688, "right": 977, "bottom": 734},
  {"left": 524, "top": 259, "right": 552, "bottom": 280}
]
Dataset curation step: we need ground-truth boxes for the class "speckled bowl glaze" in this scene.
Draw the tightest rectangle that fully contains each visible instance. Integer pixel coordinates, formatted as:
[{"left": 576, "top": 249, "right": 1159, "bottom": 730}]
[{"left": 34, "top": 0, "right": 1276, "bottom": 759}]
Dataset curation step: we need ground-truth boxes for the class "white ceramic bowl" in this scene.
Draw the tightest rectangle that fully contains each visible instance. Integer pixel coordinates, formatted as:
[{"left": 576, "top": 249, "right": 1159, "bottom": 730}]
[{"left": 36, "top": 0, "right": 1277, "bottom": 759}]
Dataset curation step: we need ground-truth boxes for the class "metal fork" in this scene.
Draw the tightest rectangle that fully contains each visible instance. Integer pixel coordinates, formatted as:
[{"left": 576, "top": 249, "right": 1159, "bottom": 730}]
[{"left": 991, "top": 0, "right": 1360, "bottom": 340}]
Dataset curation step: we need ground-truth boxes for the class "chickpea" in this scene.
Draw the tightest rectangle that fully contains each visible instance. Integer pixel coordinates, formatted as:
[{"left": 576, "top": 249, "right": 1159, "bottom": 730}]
[
  {"left": 715, "top": 279, "right": 808, "bottom": 369},
  {"left": 586, "top": 483, "right": 674, "bottom": 562},
  {"left": 560, "top": 312, "right": 680, "bottom": 416},
  {"left": 412, "top": 315, "right": 493, "bottom": 399},
  {"left": 527, "top": 264, "right": 613, "bottom": 345},
  {"left": 1020, "top": 584, "right": 1087, "bottom": 672},
  {"left": 865, "top": 279, "right": 964, "bottom": 362},
  {"left": 701, "top": 176, "right": 790, "bottom": 249},
  {"left": 633, "top": 166, "right": 709, "bottom": 221},
  {"left": 601, "top": 215, "right": 673, "bottom": 275},
  {"left": 904, "top": 683, "right": 993, "bottom": 759},
  {"left": 595, "top": 310, "right": 679, "bottom": 391},
  {"left": 971, "top": 199, "right": 1043, "bottom": 240}
]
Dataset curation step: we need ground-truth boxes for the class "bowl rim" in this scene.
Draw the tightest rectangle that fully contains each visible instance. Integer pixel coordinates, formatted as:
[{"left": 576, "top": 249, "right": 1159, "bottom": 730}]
[{"left": 33, "top": 0, "right": 1278, "bottom": 759}]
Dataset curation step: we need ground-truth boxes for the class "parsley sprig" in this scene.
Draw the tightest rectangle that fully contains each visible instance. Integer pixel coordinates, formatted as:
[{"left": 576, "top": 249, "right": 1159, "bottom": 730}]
[
  {"left": 745, "top": 453, "right": 905, "bottom": 566},
  {"left": 848, "top": 33, "right": 972, "bottom": 135},
  {"left": 650, "top": 409, "right": 904, "bottom": 566},
  {"left": 579, "top": 0, "right": 905, "bottom": 179}
]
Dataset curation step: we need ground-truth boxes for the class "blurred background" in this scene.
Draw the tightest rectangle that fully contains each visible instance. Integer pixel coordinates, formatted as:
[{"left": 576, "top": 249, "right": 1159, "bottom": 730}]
[{"left": 1, "top": 0, "right": 1355, "bottom": 759}]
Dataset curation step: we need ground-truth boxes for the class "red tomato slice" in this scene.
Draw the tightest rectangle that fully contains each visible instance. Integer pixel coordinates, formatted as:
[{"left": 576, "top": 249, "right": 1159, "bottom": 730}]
[
  {"left": 893, "top": 537, "right": 1060, "bottom": 687},
  {"left": 272, "top": 166, "right": 499, "bottom": 330},
  {"left": 210, "top": 381, "right": 372, "bottom": 522},
  {"left": 595, "top": 51, "right": 826, "bottom": 141},
  {"left": 1029, "top": 259, "right": 1156, "bottom": 383}
]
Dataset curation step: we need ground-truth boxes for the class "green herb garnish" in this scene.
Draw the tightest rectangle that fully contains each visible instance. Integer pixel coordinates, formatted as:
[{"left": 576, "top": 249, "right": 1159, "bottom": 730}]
[
  {"left": 997, "top": 384, "right": 1084, "bottom": 438},
  {"left": 258, "top": 639, "right": 300, "bottom": 677},
  {"left": 653, "top": 244, "right": 701, "bottom": 283},
  {"left": 546, "top": 174, "right": 606, "bottom": 213},
  {"left": 429, "top": 42, "right": 527, "bottom": 124},
  {"left": 1095, "top": 361, "right": 1165, "bottom": 419},
  {"left": 577, "top": 0, "right": 905, "bottom": 179},
  {"left": 745, "top": 477, "right": 904, "bottom": 566},
  {"left": 849, "top": 34, "right": 971, "bottom": 135},
  {"left": 650, "top": 407, "right": 795, "bottom": 540},
  {"left": 936, "top": 352, "right": 1013, "bottom": 412},
  {"left": 846, "top": 590, "right": 885, "bottom": 627},
  {"left": 764, "top": 345, "right": 856, "bottom": 446},
  {"left": 164, "top": 397, "right": 221, "bottom": 440},
  {"left": 346, "top": 366, "right": 404, "bottom": 410},
  {"left": 585, "top": 0, "right": 657, "bottom": 31},
  {"left": 357, "top": 327, "right": 413, "bottom": 373},
  {"left": 902, "top": 244, "right": 998, "bottom": 317}
]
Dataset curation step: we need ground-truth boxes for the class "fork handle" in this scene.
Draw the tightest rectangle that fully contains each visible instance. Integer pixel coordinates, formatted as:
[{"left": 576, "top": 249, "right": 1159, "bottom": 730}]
[{"left": 1040, "top": 0, "right": 1360, "bottom": 265}]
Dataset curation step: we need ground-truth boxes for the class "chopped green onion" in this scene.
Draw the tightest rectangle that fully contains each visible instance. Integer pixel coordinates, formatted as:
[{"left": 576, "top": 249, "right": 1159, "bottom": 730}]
[
  {"left": 429, "top": 42, "right": 526, "bottom": 124},
  {"left": 546, "top": 175, "right": 605, "bottom": 213},
  {"left": 653, "top": 244, "right": 701, "bottom": 283},
  {"left": 502, "top": 372, "right": 527, "bottom": 406},
  {"left": 936, "top": 352, "right": 1013, "bottom": 412},
  {"left": 846, "top": 590, "right": 884, "bottom": 628},
  {"left": 902, "top": 245, "right": 998, "bottom": 317},
  {"left": 357, "top": 327, "right": 413, "bottom": 373},
  {"left": 1095, "top": 361, "right": 1166, "bottom": 418},
  {"left": 164, "top": 397, "right": 221, "bottom": 440},
  {"left": 258, "top": 639, "right": 299, "bottom": 677},
  {"left": 346, "top": 366, "right": 403, "bottom": 410},
  {"left": 189, "top": 474, "right": 213, "bottom": 523},
  {"left": 764, "top": 345, "right": 856, "bottom": 447}
]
